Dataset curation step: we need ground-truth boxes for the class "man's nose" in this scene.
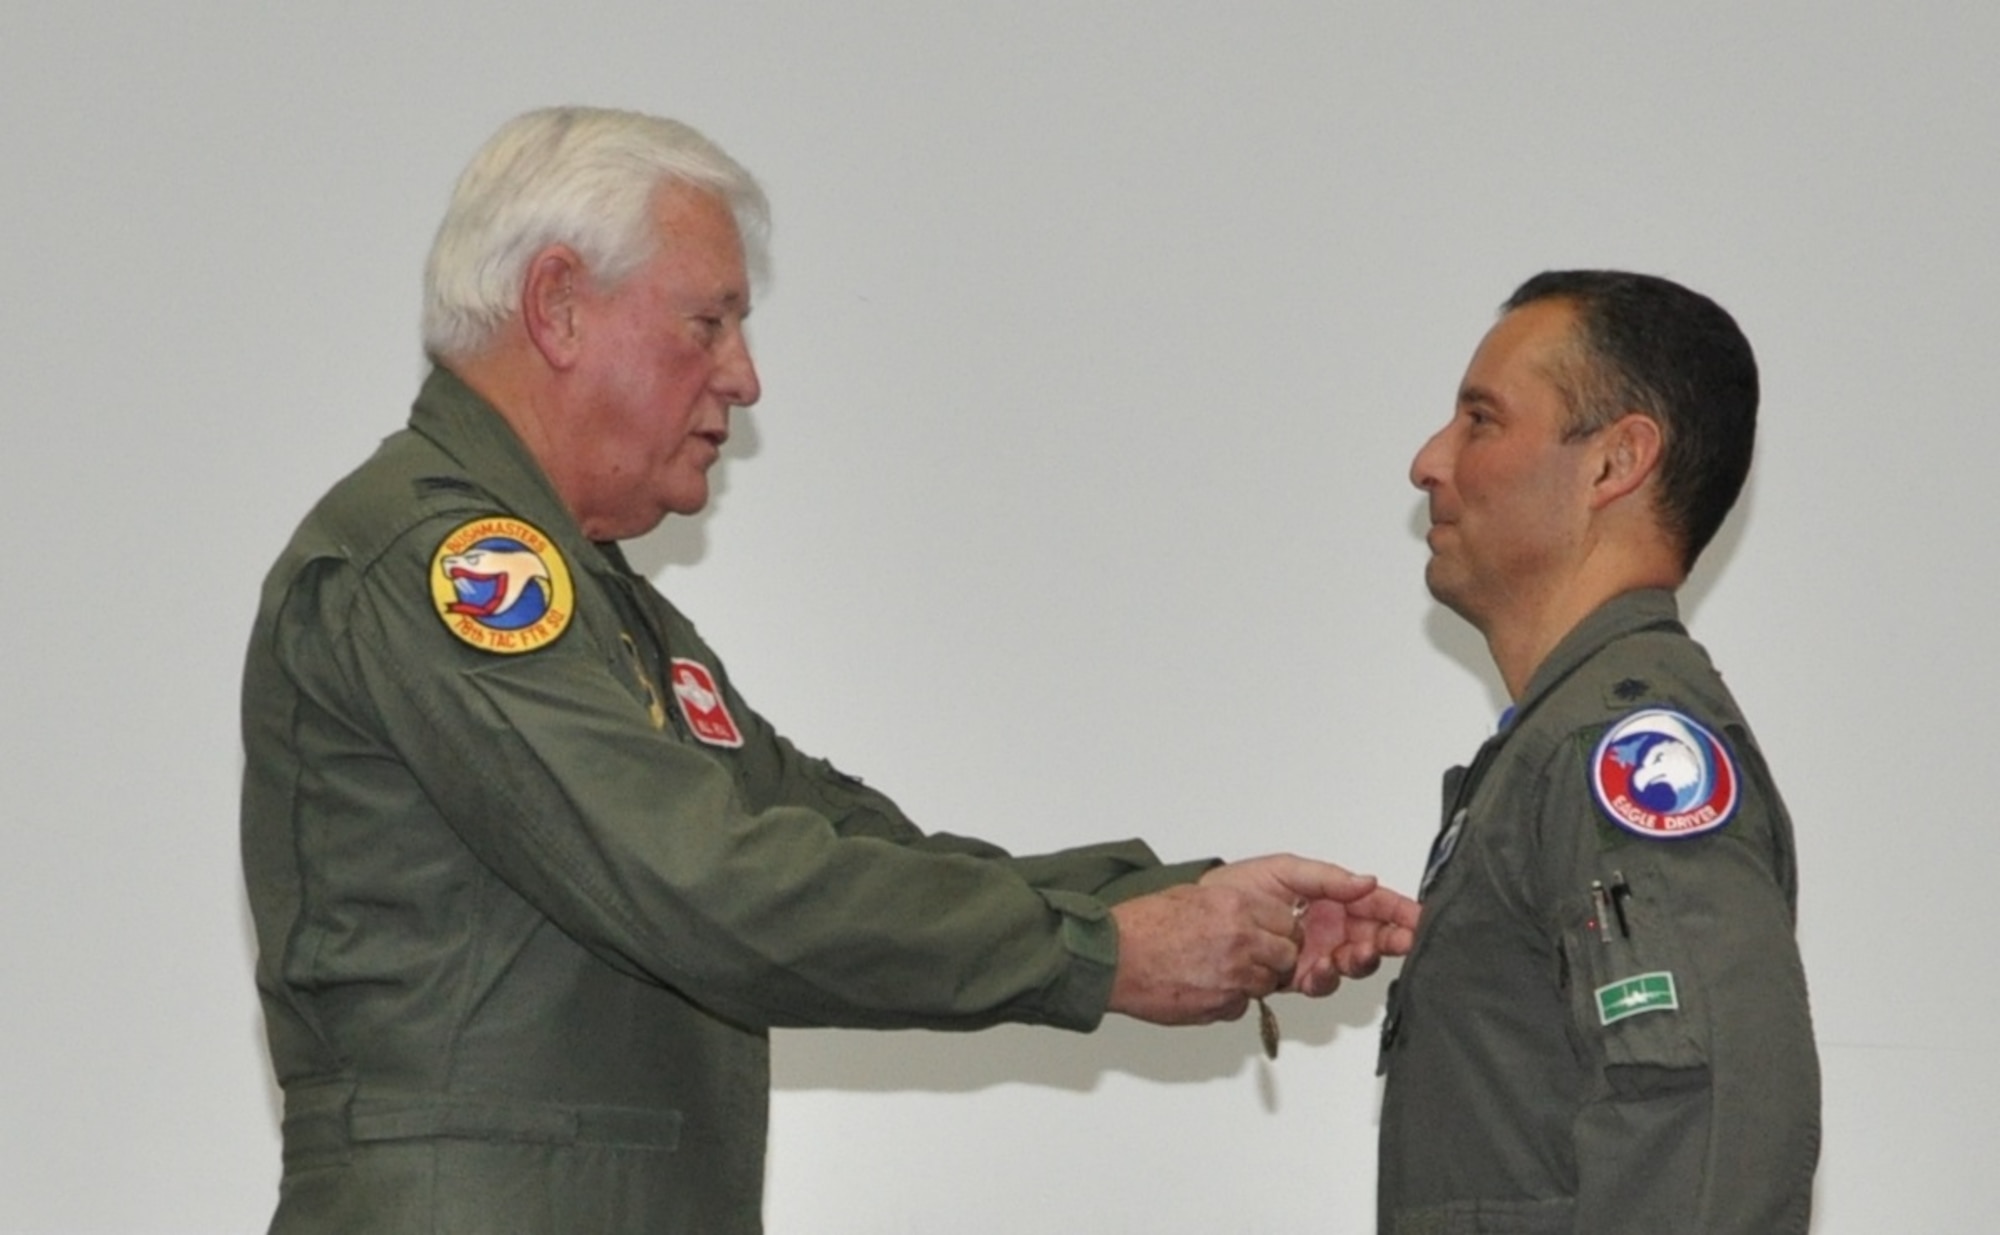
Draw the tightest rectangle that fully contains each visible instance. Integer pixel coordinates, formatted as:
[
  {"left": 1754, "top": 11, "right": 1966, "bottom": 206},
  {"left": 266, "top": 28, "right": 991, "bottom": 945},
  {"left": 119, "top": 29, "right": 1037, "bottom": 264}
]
[
  {"left": 717, "top": 333, "right": 761, "bottom": 407},
  {"left": 1409, "top": 426, "right": 1450, "bottom": 491}
]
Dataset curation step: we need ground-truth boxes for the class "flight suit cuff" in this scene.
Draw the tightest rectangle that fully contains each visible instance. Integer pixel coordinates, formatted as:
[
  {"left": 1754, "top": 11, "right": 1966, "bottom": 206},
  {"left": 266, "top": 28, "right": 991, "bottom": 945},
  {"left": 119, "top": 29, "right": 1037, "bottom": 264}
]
[{"left": 1037, "top": 889, "right": 1125, "bottom": 1031}]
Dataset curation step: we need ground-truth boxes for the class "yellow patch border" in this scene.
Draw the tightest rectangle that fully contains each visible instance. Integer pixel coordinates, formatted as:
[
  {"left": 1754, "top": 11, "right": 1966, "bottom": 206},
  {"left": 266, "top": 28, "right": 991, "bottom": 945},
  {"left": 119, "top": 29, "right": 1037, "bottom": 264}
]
[{"left": 429, "top": 515, "right": 575, "bottom": 655}]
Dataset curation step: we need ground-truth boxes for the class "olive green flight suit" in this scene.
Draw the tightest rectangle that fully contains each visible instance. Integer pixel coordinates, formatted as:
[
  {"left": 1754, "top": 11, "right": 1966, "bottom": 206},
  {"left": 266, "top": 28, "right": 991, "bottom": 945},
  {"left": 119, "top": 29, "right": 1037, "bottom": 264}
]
[
  {"left": 1376, "top": 590, "right": 1819, "bottom": 1234},
  {"left": 241, "top": 368, "right": 1207, "bottom": 1233}
]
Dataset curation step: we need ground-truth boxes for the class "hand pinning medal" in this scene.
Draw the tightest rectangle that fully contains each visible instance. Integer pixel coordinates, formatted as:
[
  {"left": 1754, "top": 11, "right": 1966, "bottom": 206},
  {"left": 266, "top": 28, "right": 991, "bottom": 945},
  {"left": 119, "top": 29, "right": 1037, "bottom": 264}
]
[{"left": 1256, "top": 900, "right": 1309, "bottom": 1060}]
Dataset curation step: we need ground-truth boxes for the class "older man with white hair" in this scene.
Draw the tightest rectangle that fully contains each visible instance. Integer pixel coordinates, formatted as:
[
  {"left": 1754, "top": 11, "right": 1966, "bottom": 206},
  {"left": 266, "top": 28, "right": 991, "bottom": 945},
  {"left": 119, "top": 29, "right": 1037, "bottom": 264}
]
[{"left": 239, "top": 106, "right": 1417, "bottom": 1234}]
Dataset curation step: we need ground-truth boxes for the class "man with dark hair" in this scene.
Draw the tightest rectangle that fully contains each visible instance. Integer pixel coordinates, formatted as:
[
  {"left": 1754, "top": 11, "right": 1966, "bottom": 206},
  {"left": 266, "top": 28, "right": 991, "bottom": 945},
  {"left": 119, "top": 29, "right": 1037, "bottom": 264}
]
[
  {"left": 1376, "top": 271, "right": 1819, "bottom": 1233},
  {"left": 1500, "top": 270, "right": 1759, "bottom": 570}
]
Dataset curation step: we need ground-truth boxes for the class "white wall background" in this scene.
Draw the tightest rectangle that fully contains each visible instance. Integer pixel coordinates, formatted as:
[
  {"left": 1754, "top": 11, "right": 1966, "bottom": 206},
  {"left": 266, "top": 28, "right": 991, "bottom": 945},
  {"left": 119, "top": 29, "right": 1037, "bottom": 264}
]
[{"left": 5, "top": 4, "right": 1994, "bottom": 1232}]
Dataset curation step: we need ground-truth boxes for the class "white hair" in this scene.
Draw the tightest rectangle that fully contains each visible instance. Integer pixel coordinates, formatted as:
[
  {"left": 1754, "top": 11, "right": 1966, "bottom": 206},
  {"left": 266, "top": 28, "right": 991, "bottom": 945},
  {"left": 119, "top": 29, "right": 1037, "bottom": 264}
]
[{"left": 421, "top": 106, "right": 770, "bottom": 361}]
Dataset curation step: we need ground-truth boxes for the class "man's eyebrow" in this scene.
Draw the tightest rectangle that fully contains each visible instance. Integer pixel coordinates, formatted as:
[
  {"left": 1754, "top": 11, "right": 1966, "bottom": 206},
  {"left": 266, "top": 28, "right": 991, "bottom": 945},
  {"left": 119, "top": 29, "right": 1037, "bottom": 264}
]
[
  {"left": 1457, "top": 383, "right": 1498, "bottom": 409},
  {"left": 684, "top": 287, "right": 752, "bottom": 318}
]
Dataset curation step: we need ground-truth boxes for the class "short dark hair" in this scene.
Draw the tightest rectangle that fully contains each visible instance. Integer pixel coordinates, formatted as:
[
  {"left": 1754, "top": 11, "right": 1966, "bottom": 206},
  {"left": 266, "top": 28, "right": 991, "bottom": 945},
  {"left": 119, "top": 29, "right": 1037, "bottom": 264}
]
[{"left": 1504, "top": 270, "right": 1758, "bottom": 570}]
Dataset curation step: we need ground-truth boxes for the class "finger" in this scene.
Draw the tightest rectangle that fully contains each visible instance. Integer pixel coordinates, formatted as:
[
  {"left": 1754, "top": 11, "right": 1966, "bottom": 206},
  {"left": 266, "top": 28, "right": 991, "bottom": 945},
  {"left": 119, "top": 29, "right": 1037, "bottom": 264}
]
[
  {"left": 1251, "top": 930, "right": 1302, "bottom": 993},
  {"left": 1348, "top": 884, "right": 1423, "bottom": 931},
  {"left": 1286, "top": 900, "right": 1350, "bottom": 994},
  {"left": 1334, "top": 937, "right": 1384, "bottom": 979},
  {"left": 1224, "top": 913, "right": 1300, "bottom": 999},
  {"left": 1375, "top": 923, "right": 1419, "bottom": 957},
  {"left": 1271, "top": 960, "right": 1296, "bottom": 994},
  {"left": 1270, "top": 858, "right": 1378, "bottom": 905},
  {"left": 1294, "top": 954, "right": 1342, "bottom": 998},
  {"left": 1234, "top": 883, "right": 1307, "bottom": 936},
  {"left": 1296, "top": 897, "right": 1347, "bottom": 953}
]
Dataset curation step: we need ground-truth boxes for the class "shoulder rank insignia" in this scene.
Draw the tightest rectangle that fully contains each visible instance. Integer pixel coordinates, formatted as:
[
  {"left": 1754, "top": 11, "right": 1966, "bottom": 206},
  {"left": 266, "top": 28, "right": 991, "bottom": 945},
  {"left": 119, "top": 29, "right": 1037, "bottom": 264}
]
[
  {"left": 430, "top": 516, "right": 574, "bottom": 654},
  {"left": 1611, "top": 676, "right": 1650, "bottom": 702},
  {"left": 1590, "top": 707, "right": 1739, "bottom": 840}
]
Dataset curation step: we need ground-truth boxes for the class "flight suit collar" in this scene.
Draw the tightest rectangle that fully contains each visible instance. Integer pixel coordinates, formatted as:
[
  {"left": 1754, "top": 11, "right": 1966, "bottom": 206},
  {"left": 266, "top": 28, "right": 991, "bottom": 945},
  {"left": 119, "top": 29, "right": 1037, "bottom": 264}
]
[
  {"left": 406, "top": 365, "right": 623, "bottom": 578},
  {"left": 1510, "top": 589, "right": 1682, "bottom": 728}
]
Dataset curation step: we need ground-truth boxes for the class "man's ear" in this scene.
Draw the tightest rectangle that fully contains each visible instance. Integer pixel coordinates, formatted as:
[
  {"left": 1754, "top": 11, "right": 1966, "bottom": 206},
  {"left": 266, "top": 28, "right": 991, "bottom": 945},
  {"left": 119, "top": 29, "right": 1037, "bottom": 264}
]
[
  {"left": 1589, "top": 412, "right": 1664, "bottom": 510},
  {"left": 522, "top": 246, "right": 587, "bottom": 369}
]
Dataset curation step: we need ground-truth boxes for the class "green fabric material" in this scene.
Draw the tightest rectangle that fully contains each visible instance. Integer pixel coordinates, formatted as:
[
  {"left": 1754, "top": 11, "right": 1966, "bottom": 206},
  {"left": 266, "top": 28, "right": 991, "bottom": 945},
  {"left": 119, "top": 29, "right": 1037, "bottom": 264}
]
[
  {"left": 242, "top": 368, "right": 1200, "bottom": 1233},
  {"left": 1378, "top": 590, "right": 1820, "bottom": 1235}
]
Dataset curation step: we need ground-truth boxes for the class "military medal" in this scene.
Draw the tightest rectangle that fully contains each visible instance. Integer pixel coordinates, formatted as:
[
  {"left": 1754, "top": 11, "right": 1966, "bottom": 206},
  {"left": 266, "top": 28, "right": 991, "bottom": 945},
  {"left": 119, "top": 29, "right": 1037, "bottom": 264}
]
[{"left": 1257, "top": 997, "right": 1280, "bottom": 1059}]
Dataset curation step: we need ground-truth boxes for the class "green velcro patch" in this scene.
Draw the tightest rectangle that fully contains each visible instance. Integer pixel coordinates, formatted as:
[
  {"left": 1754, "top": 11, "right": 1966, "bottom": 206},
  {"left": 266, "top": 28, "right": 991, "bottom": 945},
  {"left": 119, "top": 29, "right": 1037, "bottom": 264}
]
[{"left": 1596, "top": 971, "right": 1679, "bottom": 1025}]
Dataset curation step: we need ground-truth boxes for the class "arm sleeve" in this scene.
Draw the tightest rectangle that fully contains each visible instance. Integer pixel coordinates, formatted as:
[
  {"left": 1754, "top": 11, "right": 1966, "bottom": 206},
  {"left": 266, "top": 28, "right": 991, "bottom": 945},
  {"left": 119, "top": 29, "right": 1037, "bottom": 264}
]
[
  {"left": 297, "top": 545, "right": 1174, "bottom": 1035},
  {"left": 700, "top": 637, "right": 1217, "bottom": 904},
  {"left": 1545, "top": 734, "right": 1820, "bottom": 1235}
]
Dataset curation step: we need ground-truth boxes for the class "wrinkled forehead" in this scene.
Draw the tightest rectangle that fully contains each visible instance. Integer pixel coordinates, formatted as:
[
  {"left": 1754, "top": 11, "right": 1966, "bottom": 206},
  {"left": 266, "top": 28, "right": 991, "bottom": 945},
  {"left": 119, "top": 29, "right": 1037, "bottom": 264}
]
[
  {"left": 618, "top": 183, "right": 755, "bottom": 305},
  {"left": 646, "top": 181, "right": 760, "bottom": 285}
]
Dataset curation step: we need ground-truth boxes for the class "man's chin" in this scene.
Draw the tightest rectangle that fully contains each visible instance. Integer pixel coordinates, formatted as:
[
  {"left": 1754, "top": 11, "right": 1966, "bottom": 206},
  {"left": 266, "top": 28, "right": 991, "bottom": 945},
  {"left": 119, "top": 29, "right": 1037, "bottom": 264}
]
[
  {"left": 593, "top": 492, "right": 710, "bottom": 542},
  {"left": 1421, "top": 558, "right": 1450, "bottom": 598},
  {"left": 661, "top": 477, "right": 714, "bottom": 519},
  {"left": 1422, "top": 562, "right": 1471, "bottom": 614}
]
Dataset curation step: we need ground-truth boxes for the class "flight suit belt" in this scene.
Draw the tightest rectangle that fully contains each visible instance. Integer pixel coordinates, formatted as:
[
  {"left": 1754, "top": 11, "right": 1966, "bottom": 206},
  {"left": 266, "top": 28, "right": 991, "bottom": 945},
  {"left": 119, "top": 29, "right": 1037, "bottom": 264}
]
[{"left": 281, "top": 1084, "right": 683, "bottom": 1160}]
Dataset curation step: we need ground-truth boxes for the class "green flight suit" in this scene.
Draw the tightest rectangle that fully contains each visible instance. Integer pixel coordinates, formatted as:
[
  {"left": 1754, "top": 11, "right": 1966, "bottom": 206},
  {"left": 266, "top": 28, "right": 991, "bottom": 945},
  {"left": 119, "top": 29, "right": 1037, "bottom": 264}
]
[
  {"left": 1376, "top": 590, "right": 1819, "bottom": 1234},
  {"left": 240, "top": 368, "right": 1207, "bottom": 1233}
]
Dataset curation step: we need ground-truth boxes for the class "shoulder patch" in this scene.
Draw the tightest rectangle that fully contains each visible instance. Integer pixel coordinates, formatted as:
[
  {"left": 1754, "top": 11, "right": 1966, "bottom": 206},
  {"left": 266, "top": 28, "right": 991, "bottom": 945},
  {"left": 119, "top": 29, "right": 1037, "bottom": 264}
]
[
  {"left": 429, "top": 516, "right": 574, "bottom": 654},
  {"left": 1590, "top": 707, "right": 1739, "bottom": 840}
]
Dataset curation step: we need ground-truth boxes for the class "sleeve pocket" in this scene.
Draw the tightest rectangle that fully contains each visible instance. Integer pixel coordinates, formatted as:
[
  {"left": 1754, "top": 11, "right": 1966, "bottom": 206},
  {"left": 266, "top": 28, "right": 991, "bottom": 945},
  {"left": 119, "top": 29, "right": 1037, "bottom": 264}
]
[{"left": 1560, "top": 889, "right": 1710, "bottom": 1078}]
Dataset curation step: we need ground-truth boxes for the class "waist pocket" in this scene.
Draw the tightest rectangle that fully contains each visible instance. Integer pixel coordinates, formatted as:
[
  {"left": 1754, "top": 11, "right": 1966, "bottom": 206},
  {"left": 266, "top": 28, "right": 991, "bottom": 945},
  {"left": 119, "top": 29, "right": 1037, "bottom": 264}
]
[
  {"left": 1391, "top": 1197, "right": 1573, "bottom": 1234},
  {"left": 349, "top": 1097, "right": 682, "bottom": 1151},
  {"left": 283, "top": 1086, "right": 682, "bottom": 1164}
]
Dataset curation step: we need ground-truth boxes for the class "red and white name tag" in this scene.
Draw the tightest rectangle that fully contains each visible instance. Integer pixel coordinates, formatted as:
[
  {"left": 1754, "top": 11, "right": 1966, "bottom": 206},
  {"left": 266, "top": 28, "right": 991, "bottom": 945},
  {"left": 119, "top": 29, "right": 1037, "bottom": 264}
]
[{"left": 668, "top": 658, "right": 744, "bottom": 748}]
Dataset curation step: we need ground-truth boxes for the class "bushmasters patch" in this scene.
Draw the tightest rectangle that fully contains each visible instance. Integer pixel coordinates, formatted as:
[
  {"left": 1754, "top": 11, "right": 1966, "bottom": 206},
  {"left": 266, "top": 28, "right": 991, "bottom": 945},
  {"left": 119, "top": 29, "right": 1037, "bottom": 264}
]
[
  {"left": 1591, "top": 708, "right": 1739, "bottom": 840},
  {"left": 1597, "top": 971, "right": 1680, "bottom": 1025},
  {"left": 669, "top": 658, "right": 744, "bottom": 748},
  {"left": 430, "top": 517, "right": 574, "bottom": 654}
]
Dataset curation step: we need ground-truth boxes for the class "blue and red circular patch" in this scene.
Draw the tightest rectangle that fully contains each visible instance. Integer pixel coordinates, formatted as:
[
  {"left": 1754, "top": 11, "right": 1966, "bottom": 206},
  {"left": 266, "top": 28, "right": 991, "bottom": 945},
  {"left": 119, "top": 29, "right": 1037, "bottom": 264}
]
[{"left": 1590, "top": 708, "right": 1739, "bottom": 840}]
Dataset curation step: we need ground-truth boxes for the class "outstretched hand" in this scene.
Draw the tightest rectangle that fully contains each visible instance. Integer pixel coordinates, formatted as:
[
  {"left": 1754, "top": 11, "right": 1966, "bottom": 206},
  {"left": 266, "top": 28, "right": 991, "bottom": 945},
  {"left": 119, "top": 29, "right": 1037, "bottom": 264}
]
[
  {"left": 1106, "top": 879, "right": 1300, "bottom": 1026},
  {"left": 1201, "top": 855, "right": 1421, "bottom": 997},
  {"left": 1106, "top": 854, "right": 1421, "bottom": 1026}
]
